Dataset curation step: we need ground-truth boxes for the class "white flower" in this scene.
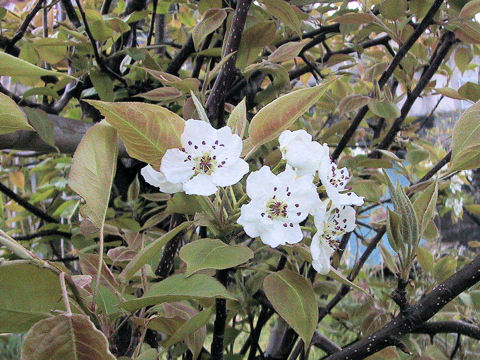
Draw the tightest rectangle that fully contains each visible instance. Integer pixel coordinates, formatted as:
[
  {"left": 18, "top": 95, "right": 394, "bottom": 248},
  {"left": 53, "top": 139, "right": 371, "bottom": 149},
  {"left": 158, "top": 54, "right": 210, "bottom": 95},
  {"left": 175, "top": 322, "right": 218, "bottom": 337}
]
[
  {"left": 279, "top": 130, "right": 330, "bottom": 176},
  {"left": 318, "top": 162, "right": 364, "bottom": 207},
  {"left": 310, "top": 201, "right": 356, "bottom": 274},
  {"left": 141, "top": 165, "right": 183, "bottom": 194},
  {"left": 237, "top": 166, "right": 318, "bottom": 248},
  {"left": 160, "top": 119, "right": 249, "bottom": 196}
]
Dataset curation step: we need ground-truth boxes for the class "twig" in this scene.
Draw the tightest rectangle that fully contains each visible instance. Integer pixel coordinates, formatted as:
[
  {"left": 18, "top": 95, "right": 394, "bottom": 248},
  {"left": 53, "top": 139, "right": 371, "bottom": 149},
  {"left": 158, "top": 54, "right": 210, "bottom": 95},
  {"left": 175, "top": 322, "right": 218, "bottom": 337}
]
[
  {"left": 74, "top": 0, "right": 127, "bottom": 85},
  {"left": 166, "top": 36, "right": 195, "bottom": 75},
  {"left": 60, "top": 0, "right": 81, "bottom": 27},
  {"left": 13, "top": 230, "right": 71, "bottom": 240},
  {"left": 412, "top": 320, "right": 480, "bottom": 340},
  {"left": 0, "top": 181, "right": 58, "bottom": 223},
  {"left": 206, "top": 0, "right": 253, "bottom": 125},
  {"left": 8, "top": 0, "right": 45, "bottom": 50},
  {"left": 146, "top": 0, "right": 158, "bottom": 46},
  {"left": 324, "top": 254, "right": 480, "bottom": 359},
  {"left": 59, "top": 272, "right": 72, "bottom": 316},
  {"left": 376, "top": 31, "right": 456, "bottom": 151},
  {"left": 331, "top": 0, "right": 445, "bottom": 160},
  {"left": 211, "top": 269, "right": 229, "bottom": 360}
]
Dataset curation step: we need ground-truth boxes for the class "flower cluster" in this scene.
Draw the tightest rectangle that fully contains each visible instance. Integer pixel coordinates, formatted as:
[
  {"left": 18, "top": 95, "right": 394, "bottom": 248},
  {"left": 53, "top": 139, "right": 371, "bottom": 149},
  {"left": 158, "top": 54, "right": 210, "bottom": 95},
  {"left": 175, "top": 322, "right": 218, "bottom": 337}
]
[
  {"left": 142, "top": 121, "right": 363, "bottom": 275},
  {"left": 239, "top": 129, "right": 363, "bottom": 274},
  {"left": 141, "top": 119, "right": 249, "bottom": 196}
]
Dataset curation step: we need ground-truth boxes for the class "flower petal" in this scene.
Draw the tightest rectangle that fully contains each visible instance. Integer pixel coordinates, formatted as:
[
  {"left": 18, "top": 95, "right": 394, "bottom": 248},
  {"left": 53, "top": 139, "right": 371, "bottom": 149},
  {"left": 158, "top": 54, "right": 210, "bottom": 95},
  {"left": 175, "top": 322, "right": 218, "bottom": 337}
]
[
  {"left": 237, "top": 200, "right": 269, "bottom": 238},
  {"left": 311, "top": 233, "right": 334, "bottom": 275},
  {"left": 211, "top": 158, "right": 249, "bottom": 187},
  {"left": 141, "top": 165, "right": 182, "bottom": 194},
  {"left": 183, "top": 174, "right": 218, "bottom": 196},
  {"left": 160, "top": 148, "right": 195, "bottom": 184},
  {"left": 215, "top": 126, "right": 243, "bottom": 160},
  {"left": 181, "top": 119, "right": 217, "bottom": 155},
  {"left": 260, "top": 221, "right": 303, "bottom": 247},
  {"left": 246, "top": 166, "right": 277, "bottom": 199}
]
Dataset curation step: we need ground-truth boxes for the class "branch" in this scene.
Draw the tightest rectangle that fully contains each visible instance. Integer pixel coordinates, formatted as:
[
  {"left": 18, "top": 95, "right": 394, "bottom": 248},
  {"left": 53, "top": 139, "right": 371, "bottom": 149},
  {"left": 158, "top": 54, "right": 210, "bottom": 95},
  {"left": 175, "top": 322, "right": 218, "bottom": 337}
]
[
  {"left": 376, "top": 31, "right": 456, "bottom": 151},
  {"left": 166, "top": 36, "right": 195, "bottom": 75},
  {"left": 60, "top": 0, "right": 81, "bottom": 28},
  {"left": 331, "top": 0, "right": 445, "bottom": 160},
  {"left": 206, "top": 0, "right": 253, "bottom": 125},
  {"left": 412, "top": 321, "right": 480, "bottom": 340},
  {"left": 0, "top": 110, "right": 127, "bottom": 156},
  {"left": 324, "top": 254, "right": 480, "bottom": 359},
  {"left": 0, "top": 181, "right": 58, "bottom": 223},
  {"left": 211, "top": 269, "right": 229, "bottom": 360},
  {"left": 7, "top": 0, "right": 45, "bottom": 52},
  {"left": 312, "top": 331, "right": 342, "bottom": 355},
  {"left": 13, "top": 230, "right": 72, "bottom": 241},
  {"left": 74, "top": 0, "right": 126, "bottom": 84}
]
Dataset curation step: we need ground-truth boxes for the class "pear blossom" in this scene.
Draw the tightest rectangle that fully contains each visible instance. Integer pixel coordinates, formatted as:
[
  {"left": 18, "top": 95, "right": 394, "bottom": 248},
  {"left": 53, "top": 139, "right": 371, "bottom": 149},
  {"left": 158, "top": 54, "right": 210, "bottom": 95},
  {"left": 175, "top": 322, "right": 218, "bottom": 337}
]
[
  {"left": 141, "top": 165, "right": 183, "bottom": 194},
  {"left": 310, "top": 201, "right": 356, "bottom": 274},
  {"left": 318, "top": 162, "right": 364, "bottom": 207},
  {"left": 160, "top": 119, "right": 249, "bottom": 196},
  {"left": 237, "top": 166, "right": 318, "bottom": 247},
  {"left": 279, "top": 130, "right": 330, "bottom": 176}
]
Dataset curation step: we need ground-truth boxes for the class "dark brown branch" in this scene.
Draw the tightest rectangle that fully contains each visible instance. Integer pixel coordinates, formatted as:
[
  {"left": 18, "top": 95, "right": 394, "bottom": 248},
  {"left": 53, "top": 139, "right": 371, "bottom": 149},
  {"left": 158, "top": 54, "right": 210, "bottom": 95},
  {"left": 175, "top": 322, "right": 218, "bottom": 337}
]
[
  {"left": 417, "top": 151, "right": 452, "bottom": 184},
  {"left": 101, "top": 0, "right": 114, "bottom": 14},
  {"left": 206, "top": 0, "right": 253, "bottom": 125},
  {"left": 13, "top": 230, "right": 72, "bottom": 241},
  {"left": 74, "top": 0, "right": 126, "bottom": 85},
  {"left": 412, "top": 321, "right": 480, "bottom": 340},
  {"left": 211, "top": 269, "right": 229, "bottom": 360},
  {"left": 376, "top": 31, "right": 456, "bottom": 151},
  {"left": 146, "top": 0, "right": 158, "bottom": 46},
  {"left": 166, "top": 36, "right": 195, "bottom": 75},
  {"left": 7, "top": 0, "right": 45, "bottom": 51},
  {"left": 312, "top": 331, "right": 341, "bottom": 355},
  {"left": 0, "top": 181, "right": 58, "bottom": 223},
  {"left": 324, "top": 254, "right": 480, "bottom": 359},
  {"left": 60, "top": 0, "right": 81, "bottom": 27},
  {"left": 331, "top": 0, "right": 445, "bottom": 160}
]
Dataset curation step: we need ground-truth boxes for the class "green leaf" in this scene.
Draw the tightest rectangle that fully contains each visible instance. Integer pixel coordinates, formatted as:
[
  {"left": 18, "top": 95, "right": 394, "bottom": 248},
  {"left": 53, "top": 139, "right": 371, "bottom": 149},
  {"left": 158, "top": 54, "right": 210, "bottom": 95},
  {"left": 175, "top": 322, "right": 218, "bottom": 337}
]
[
  {"left": 20, "top": 314, "right": 116, "bottom": 360},
  {"left": 267, "top": 40, "right": 309, "bottom": 63},
  {"left": 0, "top": 230, "right": 37, "bottom": 261},
  {"left": 190, "top": 91, "right": 209, "bottom": 122},
  {"left": 0, "top": 261, "right": 64, "bottom": 333},
  {"left": 328, "top": 267, "right": 370, "bottom": 296},
  {"left": 455, "top": 47, "right": 473, "bottom": 73},
  {"left": 119, "top": 221, "right": 193, "bottom": 282},
  {"left": 134, "top": 87, "right": 183, "bottom": 102},
  {"left": 142, "top": 68, "right": 201, "bottom": 93},
  {"left": 458, "top": 82, "right": 480, "bottom": 102},
  {"left": 386, "top": 208, "right": 402, "bottom": 253},
  {"left": 338, "top": 95, "right": 372, "bottom": 115},
  {"left": 263, "top": 269, "right": 318, "bottom": 345},
  {"left": 450, "top": 100, "right": 480, "bottom": 170},
  {"left": 334, "top": 13, "right": 376, "bottom": 24},
  {"left": 120, "top": 274, "right": 236, "bottom": 312},
  {"left": 68, "top": 121, "right": 118, "bottom": 229},
  {"left": 135, "top": 349, "right": 159, "bottom": 360},
  {"left": 460, "top": 0, "right": 480, "bottom": 18},
  {"left": 433, "top": 256, "right": 456, "bottom": 282},
  {"left": 79, "top": 253, "right": 119, "bottom": 292},
  {"left": 166, "top": 193, "right": 204, "bottom": 215},
  {"left": 248, "top": 79, "right": 334, "bottom": 149},
  {"left": 0, "top": 93, "right": 34, "bottom": 134},
  {"left": 236, "top": 21, "right": 276, "bottom": 68},
  {"left": 192, "top": 8, "right": 227, "bottom": 50},
  {"left": 0, "top": 52, "right": 76, "bottom": 80},
  {"left": 85, "top": 100, "right": 184, "bottom": 168},
  {"left": 413, "top": 181, "right": 438, "bottom": 236},
  {"left": 226, "top": 98, "right": 248, "bottom": 138},
  {"left": 262, "top": 0, "right": 302, "bottom": 36},
  {"left": 161, "top": 306, "right": 213, "bottom": 354},
  {"left": 416, "top": 247, "right": 434, "bottom": 274},
  {"left": 368, "top": 100, "right": 400, "bottom": 119},
  {"left": 380, "top": 0, "right": 407, "bottom": 20},
  {"left": 179, "top": 238, "right": 254, "bottom": 276},
  {"left": 22, "top": 108, "right": 58, "bottom": 151},
  {"left": 90, "top": 70, "right": 114, "bottom": 102}
]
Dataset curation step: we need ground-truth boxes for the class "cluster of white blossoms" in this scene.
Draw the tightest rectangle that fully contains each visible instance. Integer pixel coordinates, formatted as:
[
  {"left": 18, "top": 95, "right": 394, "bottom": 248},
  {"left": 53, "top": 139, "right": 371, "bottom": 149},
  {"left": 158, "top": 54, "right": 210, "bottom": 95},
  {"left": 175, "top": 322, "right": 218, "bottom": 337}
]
[
  {"left": 142, "top": 121, "right": 363, "bottom": 275},
  {"left": 141, "top": 119, "right": 249, "bottom": 196},
  {"left": 238, "top": 129, "right": 363, "bottom": 274}
]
